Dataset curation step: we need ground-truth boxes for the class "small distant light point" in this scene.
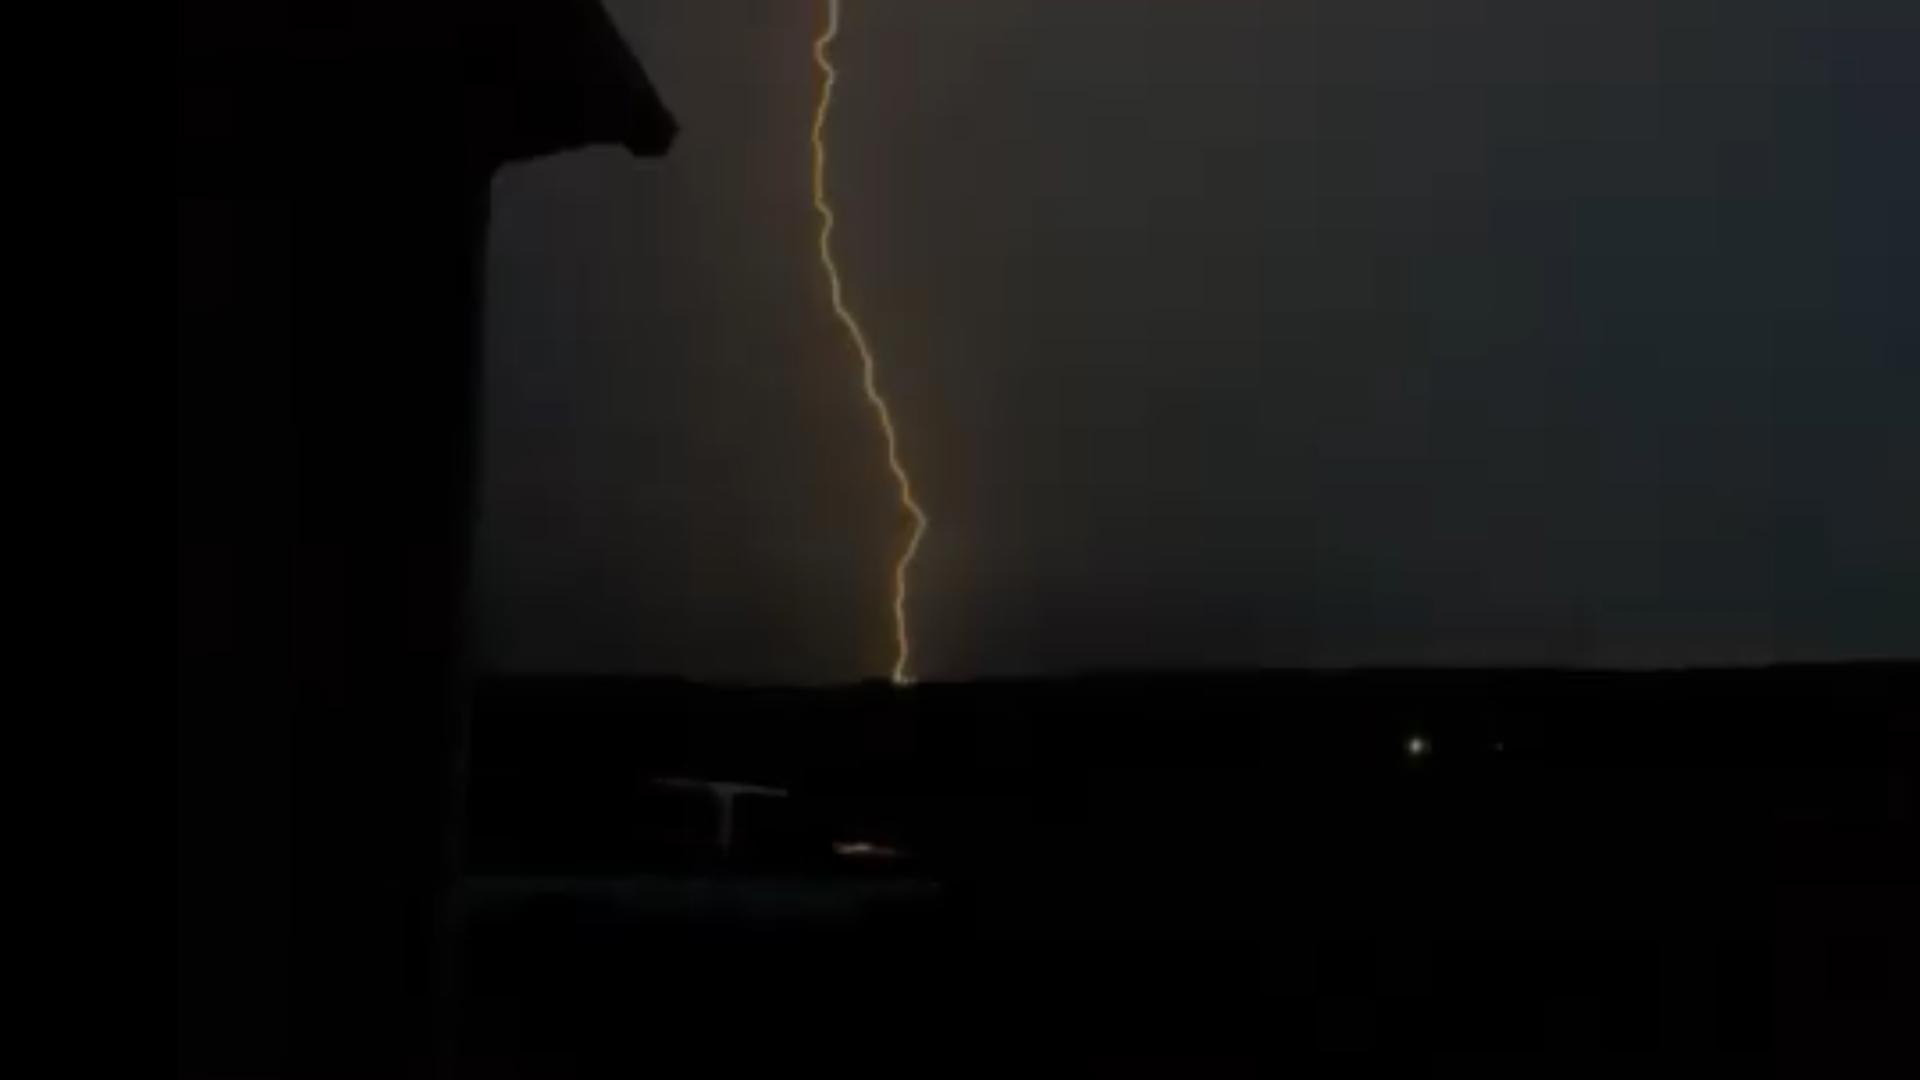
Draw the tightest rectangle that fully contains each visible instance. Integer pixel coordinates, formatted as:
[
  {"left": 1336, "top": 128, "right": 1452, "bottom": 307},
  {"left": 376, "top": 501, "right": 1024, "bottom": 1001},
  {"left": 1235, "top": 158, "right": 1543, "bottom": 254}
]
[
  {"left": 833, "top": 840, "right": 902, "bottom": 860},
  {"left": 1405, "top": 734, "right": 1430, "bottom": 759}
]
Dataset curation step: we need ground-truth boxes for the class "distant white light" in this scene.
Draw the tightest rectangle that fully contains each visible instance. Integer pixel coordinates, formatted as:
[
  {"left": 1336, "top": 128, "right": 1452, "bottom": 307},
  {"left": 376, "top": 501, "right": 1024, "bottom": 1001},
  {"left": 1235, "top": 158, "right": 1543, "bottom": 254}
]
[
  {"left": 833, "top": 840, "right": 902, "bottom": 860},
  {"left": 1405, "top": 734, "right": 1430, "bottom": 759}
]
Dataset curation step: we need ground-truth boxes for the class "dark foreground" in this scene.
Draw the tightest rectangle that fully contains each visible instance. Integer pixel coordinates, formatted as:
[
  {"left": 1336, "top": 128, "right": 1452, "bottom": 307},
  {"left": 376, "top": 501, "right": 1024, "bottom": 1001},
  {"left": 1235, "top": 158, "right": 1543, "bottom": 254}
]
[{"left": 458, "top": 665, "right": 1915, "bottom": 1072}]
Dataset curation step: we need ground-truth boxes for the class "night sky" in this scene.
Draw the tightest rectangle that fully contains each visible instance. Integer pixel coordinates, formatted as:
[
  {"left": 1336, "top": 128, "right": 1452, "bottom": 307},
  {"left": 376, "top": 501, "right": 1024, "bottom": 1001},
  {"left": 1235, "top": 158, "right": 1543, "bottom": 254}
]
[{"left": 477, "top": 0, "right": 1917, "bottom": 683}]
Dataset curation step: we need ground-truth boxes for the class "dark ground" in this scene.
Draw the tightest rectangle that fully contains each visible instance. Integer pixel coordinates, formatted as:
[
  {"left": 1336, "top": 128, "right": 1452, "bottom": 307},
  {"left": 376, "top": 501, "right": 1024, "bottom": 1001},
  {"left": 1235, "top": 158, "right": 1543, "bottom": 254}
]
[{"left": 456, "top": 664, "right": 1915, "bottom": 1071}]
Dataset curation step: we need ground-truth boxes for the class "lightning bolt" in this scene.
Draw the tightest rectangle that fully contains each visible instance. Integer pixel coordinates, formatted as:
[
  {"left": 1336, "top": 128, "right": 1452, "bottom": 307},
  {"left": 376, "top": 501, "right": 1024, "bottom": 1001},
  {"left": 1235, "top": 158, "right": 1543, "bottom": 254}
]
[{"left": 812, "top": 0, "right": 930, "bottom": 686}]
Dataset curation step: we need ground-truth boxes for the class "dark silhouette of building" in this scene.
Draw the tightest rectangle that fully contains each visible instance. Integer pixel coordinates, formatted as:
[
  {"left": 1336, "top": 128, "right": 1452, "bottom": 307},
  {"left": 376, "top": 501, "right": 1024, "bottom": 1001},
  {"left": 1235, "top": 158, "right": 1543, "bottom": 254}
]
[{"left": 176, "top": 3, "right": 672, "bottom": 1073}]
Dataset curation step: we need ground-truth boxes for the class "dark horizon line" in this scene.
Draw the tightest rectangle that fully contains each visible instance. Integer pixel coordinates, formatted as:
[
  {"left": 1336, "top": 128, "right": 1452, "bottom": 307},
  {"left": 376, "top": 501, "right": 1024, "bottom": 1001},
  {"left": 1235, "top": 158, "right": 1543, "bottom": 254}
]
[{"left": 477, "top": 657, "right": 1915, "bottom": 692}]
